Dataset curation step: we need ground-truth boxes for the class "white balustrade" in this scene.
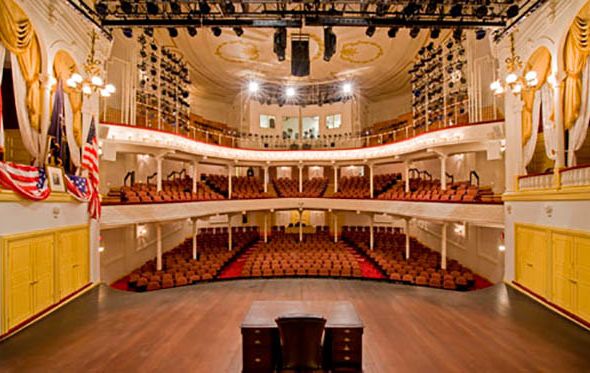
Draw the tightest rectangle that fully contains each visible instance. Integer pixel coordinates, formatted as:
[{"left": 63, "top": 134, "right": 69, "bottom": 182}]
[
  {"left": 518, "top": 173, "right": 554, "bottom": 191},
  {"left": 560, "top": 165, "right": 590, "bottom": 188}
]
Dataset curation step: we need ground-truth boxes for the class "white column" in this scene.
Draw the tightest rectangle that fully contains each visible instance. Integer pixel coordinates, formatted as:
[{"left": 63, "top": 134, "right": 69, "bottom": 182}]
[
  {"left": 333, "top": 212, "right": 338, "bottom": 243},
  {"left": 156, "top": 157, "right": 163, "bottom": 192},
  {"left": 263, "top": 213, "right": 268, "bottom": 243},
  {"left": 228, "top": 165, "right": 233, "bottom": 199},
  {"left": 334, "top": 166, "right": 339, "bottom": 193},
  {"left": 156, "top": 223, "right": 162, "bottom": 271},
  {"left": 299, "top": 210, "right": 303, "bottom": 242},
  {"left": 553, "top": 78, "right": 566, "bottom": 168},
  {"left": 369, "top": 164, "right": 374, "bottom": 198},
  {"left": 440, "top": 155, "right": 447, "bottom": 191},
  {"left": 441, "top": 222, "right": 448, "bottom": 270},
  {"left": 405, "top": 218, "right": 410, "bottom": 260},
  {"left": 192, "top": 161, "right": 198, "bottom": 194},
  {"left": 369, "top": 216, "right": 374, "bottom": 250},
  {"left": 404, "top": 161, "right": 410, "bottom": 193},
  {"left": 228, "top": 218, "right": 233, "bottom": 251},
  {"left": 192, "top": 219, "right": 198, "bottom": 260},
  {"left": 298, "top": 165, "right": 303, "bottom": 193},
  {"left": 263, "top": 166, "right": 269, "bottom": 193}
]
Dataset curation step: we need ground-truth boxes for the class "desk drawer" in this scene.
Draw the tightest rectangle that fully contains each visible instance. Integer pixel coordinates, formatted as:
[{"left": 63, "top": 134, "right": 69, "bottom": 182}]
[
  {"left": 242, "top": 350, "right": 273, "bottom": 373},
  {"left": 331, "top": 328, "right": 363, "bottom": 344},
  {"left": 242, "top": 328, "right": 273, "bottom": 347},
  {"left": 332, "top": 350, "right": 362, "bottom": 364},
  {"left": 332, "top": 341, "right": 361, "bottom": 354}
]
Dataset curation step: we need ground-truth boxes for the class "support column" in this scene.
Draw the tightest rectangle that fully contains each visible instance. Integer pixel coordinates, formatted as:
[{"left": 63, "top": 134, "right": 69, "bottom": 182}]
[
  {"left": 333, "top": 212, "right": 338, "bottom": 243},
  {"left": 553, "top": 77, "right": 566, "bottom": 168},
  {"left": 369, "top": 216, "right": 374, "bottom": 250},
  {"left": 156, "top": 223, "right": 162, "bottom": 271},
  {"left": 263, "top": 166, "right": 269, "bottom": 193},
  {"left": 192, "top": 218, "right": 198, "bottom": 260},
  {"left": 298, "top": 165, "right": 303, "bottom": 193},
  {"left": 156, "top": 157, "right": 163, "bottom": 192},
  {"left": 404, "top": 161, "right": 410, "bottom": 193},
  {"left": 192, "top": 160, "right": 198, "bottom": 194},
  {"left": 299, "top": 210, "right": 303, "bottom": 243},
  {"left": 440, "top": 155, "right": 448, "bottom": 191},
  {"left": 369, "top": 164, "right": 374, "bottom": 198},
  {"left": 264, "top": 213, "right": 268, "bottom": 243},
  {"left": 228, "top": 165, "right": 233, "bottom": 199},
  {"left": 228, "top": 218, "right": 233, "bottom": 251},
  {"left": 333, "top": 166, "right": 339, "bottom": 193},
  {"left": 441, "top": 222, "right": 448, "bottom": 270},
  {"left": 405, "top": 218, "right": 410, "bottom": 260}
]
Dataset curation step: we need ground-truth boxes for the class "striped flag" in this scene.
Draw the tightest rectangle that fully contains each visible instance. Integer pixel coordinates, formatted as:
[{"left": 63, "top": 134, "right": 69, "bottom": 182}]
[
  {"left": 65, "top": 174, "right": 91, "bottom": 202},
  {"left": 0, "top": 161, "right": 50, "bottom": 201},
  {"left": 82, "top": 117, "right": 100, "bottom": 219},
  {"left": 0, "top": 89, "right": 4, "bottom": 155}
]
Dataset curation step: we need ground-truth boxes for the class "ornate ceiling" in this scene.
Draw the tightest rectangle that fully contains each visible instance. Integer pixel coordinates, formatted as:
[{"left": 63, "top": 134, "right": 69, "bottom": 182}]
[{"left": 158, "top": 26, "right": 432, "bottom": 103}]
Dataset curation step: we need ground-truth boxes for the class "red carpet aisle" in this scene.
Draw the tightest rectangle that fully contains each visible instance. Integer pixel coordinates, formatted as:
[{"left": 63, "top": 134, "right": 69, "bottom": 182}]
[
  {"left": 345, "top": 247, "right": 386, "bottom": 279},
  {"left": 219, "top": 246, "right": 255, "bottom": 278}
]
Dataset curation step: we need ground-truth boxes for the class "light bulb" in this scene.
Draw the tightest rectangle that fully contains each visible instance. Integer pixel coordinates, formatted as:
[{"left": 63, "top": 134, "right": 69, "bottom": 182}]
[
  {"left": 490, "top": 80, "right": 501, "bottom": 91},
  {"left": 547, "top": 74, "right": 557, "bottom": 86},
  {"left": 91, "top": 76, "right": 104, "bottom": 87},
  {"left": 498, "top": 244, "right": 506, "bottom": 252},
  {"left": 100, "top": 88, "right": 111, "bottom": 97},
  {"left": 494, "top": 86, "right": 505, "bottom": 95},
  {"left": 525, "top": 70, "right": 538, "bottom": 82},
  {"left": 105, "top": 83, "right": 116, "bottom": 93},
  {"left": 82, "top": 84, "right": 92, "bottom": 95},
  {"left": 248, "top": 81, "right": 259, "bottom": 93},
  {"left": 286, "top": 87, "right": 296, "bottom": 97},
  {"left": 512, "top": 83, "right": 522, "bottom": 94},
  {"left": 342, "top": 82, "right": 352, "bottom": 94},
  {"left": 71, "top": 73, "right": 83, "bottom": 83},
  {"left": 505, "top": 73, "right": 518, "bottom": 84},
  {"left": 48, "top": 75, "right": 57, "bottom": 87},
  {"left": 527, "top": 77, "right": 539, "bottom": 87},
  {"left": 66, "top": 78, "right": 77, "bottom": 88}
]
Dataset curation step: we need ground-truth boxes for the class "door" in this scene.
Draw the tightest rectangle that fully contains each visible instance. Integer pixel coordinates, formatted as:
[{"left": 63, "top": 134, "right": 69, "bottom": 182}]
[
  {"left": 552, "top": 233, "right": 574, "bottom": 312},
  {"left": 57, "top": 228, "right": 89, "bottom": 299},
  {"left": 574, "top": 236, "right": 590, "bottom": 322},
  {"left": 32, "top": 235, "right": 55, "bottom": 314},
  {"left": 5, "top": 239, "right": 34, "bottom": 330}
]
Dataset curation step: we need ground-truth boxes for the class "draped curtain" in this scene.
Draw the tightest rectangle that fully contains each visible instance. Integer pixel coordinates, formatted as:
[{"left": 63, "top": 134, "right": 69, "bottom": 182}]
[
  {"left": 522, "top": 89, "right": 542, "bottom": 168},
  {"left": 0, "top": 0, "right": 43, "bottom": 161},
  {"left": 541, "top": 84, "right": 559, "bottom": 161},
  {"left": 568, "top": 57, "right": 590, "bottom": 166}
]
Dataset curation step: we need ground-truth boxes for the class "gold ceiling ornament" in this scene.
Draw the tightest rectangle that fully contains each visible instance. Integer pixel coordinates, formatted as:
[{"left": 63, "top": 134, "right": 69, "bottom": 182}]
[
  {"left": 215, "top": 40, "right": 260, "bottom": 64},
  {"left": 339, "top": 41, "right": 383, "bottom": 64}
]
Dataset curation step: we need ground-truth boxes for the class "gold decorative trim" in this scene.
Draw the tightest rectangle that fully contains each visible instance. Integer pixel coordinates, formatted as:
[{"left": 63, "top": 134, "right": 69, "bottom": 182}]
[
  {"left": 502, "top": 187, "right": 590, "bottom": 201},
  {"left": 214, "top": 41, "right": 259, "bottom": 64},
  {"left": 0, "top": 190, "right": 78, "bottom": 203},
  {"left": 339, "top": 41, "right": 383, "bottom": 64}
]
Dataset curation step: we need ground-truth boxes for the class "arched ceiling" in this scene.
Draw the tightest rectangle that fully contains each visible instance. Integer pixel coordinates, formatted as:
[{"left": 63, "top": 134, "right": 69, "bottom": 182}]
[{"left": 157, "top": 27, "right": 433, "bottom": 104}]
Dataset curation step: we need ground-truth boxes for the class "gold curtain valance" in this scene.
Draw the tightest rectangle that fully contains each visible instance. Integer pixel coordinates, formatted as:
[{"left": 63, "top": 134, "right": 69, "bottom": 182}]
[
  {"left": 563, "top": 2, "right": 590, "bottom": 131},
  {"left": 521, "top": 47, "right": 552, "bottom": 145},
  {"left": 0, "top": 0, "right": 43, "bottom": 132},
  {"left": 53, "top": 50, "right": 84, "bottom": 146}
]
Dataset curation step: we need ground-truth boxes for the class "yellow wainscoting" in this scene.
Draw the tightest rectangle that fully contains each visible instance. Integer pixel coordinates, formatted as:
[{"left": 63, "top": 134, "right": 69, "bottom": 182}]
[
  {"left": 1, "top": 225, "right": 89, "bottom": 333},
  {"left": 515, "top": 224, "right": 590, "bottom": 325}
]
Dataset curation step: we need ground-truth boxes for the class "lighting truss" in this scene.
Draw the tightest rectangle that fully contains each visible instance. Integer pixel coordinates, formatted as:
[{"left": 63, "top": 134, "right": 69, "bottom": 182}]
[{"left": 93, "top": 1, "right": 530, "bottom": 30}]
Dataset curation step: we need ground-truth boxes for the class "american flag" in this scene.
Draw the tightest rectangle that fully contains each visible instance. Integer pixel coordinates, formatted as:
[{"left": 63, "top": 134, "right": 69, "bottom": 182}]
[
  {"left": 82, "top": 117, "right": 100, "bottom": 219},
  {"left": 0, "top": 161, "right": 51, "bottom": 201},
  {"left": 65, "top": 174, "right": 91, "bottom": 202},
  {"left": 0, "top": 89, "right": 4, "bottom": 154}
]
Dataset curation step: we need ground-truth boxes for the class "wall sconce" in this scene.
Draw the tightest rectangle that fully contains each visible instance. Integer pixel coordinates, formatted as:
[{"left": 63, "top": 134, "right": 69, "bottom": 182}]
[
  {"left": 137, "top": 224, "right": 148, "bottom": 238},
  {"left": 453, "top": 223, "right": 466, "bottom": 237}
]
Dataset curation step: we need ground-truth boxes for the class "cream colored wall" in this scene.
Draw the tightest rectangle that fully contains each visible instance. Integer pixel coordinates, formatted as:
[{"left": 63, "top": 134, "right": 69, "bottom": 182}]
[{"left": 366, "top": 93, "right": 412, "bottom": 126}]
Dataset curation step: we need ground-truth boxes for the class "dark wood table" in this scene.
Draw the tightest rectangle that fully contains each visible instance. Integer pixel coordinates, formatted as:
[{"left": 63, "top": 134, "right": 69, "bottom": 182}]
[{"left": 241, "top": 301, "right": 363, "bottom": 372}]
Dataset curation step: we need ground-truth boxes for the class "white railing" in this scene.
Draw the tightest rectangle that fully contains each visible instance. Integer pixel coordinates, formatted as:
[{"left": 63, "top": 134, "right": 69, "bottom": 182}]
[
  {"left": 518, "top": 172, "right": 554, "bottom": 191},
  {"left": 560, "top": 165, "right": 590, "bottom": 188}
]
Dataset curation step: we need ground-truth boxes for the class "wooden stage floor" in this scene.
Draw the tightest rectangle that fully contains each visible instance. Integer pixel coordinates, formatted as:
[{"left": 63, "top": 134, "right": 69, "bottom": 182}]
[{"left": 0, "top": 279, "right": 589, "bottom": 372}]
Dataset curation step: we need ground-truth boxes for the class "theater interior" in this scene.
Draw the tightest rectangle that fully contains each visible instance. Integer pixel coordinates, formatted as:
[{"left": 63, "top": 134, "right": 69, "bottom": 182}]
[{"left": 0, "top": 0, "right": 589, "bottom": 371}]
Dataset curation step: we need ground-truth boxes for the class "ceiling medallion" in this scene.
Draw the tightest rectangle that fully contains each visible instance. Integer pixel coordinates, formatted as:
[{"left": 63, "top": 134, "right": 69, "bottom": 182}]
[
  {"left": 340, "top": 41, "right": 383, "bottom": 64},
  {"left": 215, "top": 40, "right": 260, "bottom": 64}
]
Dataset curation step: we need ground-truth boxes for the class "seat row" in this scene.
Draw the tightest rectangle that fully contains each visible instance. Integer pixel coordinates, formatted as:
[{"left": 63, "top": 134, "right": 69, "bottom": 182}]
[
  {"left": 272, "top": 177, "right": 328, "bottom": 198},
  {"left": 377, "top": 178, "right": 502, "bottom": 203},
  {"left": 203, "top": 174, "right": 270, "bottom": 199}
]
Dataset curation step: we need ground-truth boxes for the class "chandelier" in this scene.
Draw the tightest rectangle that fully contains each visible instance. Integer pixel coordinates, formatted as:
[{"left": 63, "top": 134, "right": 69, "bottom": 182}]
[
  {"left": 490, "top": 33, "right": 538, "bottom": 95},
  {"left": 66, "top": 31, "right": 115, "bottom": 97}
]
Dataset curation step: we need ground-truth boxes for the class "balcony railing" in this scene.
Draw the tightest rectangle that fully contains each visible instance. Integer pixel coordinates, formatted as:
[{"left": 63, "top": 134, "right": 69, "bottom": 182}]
[{"left": 516, "top": 165, "right": 590, "bottom": 192}]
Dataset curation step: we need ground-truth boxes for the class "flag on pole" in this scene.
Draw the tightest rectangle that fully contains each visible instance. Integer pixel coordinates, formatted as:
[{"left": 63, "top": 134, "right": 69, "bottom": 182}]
[
  {"left": 47, "top": 80, "right": 71, "bottom": 172},
  {"left": 82, "top": 117, "right": 100, "bottom": 219}
]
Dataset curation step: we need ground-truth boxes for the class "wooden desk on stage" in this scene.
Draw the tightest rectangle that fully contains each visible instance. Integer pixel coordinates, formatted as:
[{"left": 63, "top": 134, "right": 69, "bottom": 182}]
[{"left": 241, "top": 301, "right": 363, "bottom": 373}]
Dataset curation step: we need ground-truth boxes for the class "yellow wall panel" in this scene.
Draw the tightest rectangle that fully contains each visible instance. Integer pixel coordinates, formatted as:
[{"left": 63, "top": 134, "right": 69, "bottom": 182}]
[
  {"left": 574, "top": 236, "right": 590, "bottom": 322},
  {"left": 32, "top": 236, "right": 55, "bottom": 313},
  {"left": 552, "top": 233, "right": 574, "bottom": 312},
  {"left": 5, "top": 240, "right": 34, "bottom": 330},
  {"left": 57, "top": 228, "right": 89, "bottom": 300},
  {"left": 515, "top": 226, "right": 548, "bottom": 297}
]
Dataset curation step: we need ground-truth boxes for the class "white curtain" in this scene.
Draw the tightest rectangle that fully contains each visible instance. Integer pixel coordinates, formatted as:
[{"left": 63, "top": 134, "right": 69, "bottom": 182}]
[
  {"left": 10, "top": 53, "right": 39, "bottom": 162},
  {"left": 0, "top": 45, "right": 5, "bottom": 151},
  {"left": 568, "top": 56, "right": 590, "bottom": 166},
  {"left": 523, "top": 89, "right": 542, "bottom": 169},
  {"left": 63, "top": 94, "right": 81, "bottom": 168},
  {"left": 541, "top": 84, "right": 559, "bottom": 161}
]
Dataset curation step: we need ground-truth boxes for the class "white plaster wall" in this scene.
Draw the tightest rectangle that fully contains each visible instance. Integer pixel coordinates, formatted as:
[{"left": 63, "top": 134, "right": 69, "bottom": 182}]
[
  {"left": 366, "top": 93, "right": 412, "bottom": 126},
  {"left": 191, "top": 95, "right": 233, "bottom": 125}
]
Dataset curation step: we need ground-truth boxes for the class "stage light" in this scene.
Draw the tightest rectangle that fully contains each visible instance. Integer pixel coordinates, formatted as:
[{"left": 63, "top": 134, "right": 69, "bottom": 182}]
[
  {"left": 211, "top": 27, "right": 222, "bottom": 37},
  {"left": 365, "top": 26, "right": 376, "bottom": 37},
  {"left": 144, "top": 27, "right": 154, "bottom": 37},
  {"left": 430, "top": 28, "right": 440, "bottom": 39},
  {"left": 323, "top": 26, "right": 337, "bottom": 61},
  {"left": 120, "top": 0, "right": 132, "bottom": 14},
  {"left": 286, "top": 87, "right": 296, "bottom": 98},
  {"left": 95, "top": 1, "right": 108, "bottom": 16},
  {"left": 475, "top": 28, "right": 486, "bottom": 40},
  {"left": 248, "top": 81, "right": 259, "bottom": 93},
  {"left": 168, "top": 28, "right": 179, "bottom": 38},
  {"left": 410, "top": 26, "right": 420, "bottom": 39},
  {"left": 187, "top": 27, "right": 198, "bottom": 37},
  {"left": 376, "top": 2, "right": 389, "bottom": 17},
  {"left": 342, "top": 82, "right": 352, "bottom": 94},
  {"left": 506, "top": 4, "right": 519, "bottom": 18},
  {"left": 387, "top": 27, "right": 399, "bottom": 38},
  {"left": 122, "top": 28, "right": 133, "bottom": 38},
  {"left": 474, "top": 5, "right": 488, "bottom": 19},
  {"left": 233, "top": 27, "right": 244, "bottom": 37},
  {"left": 224, "top": 0, "right": 235, "bottom": 14},
  {"left": 170, "top": 1, "right": 181, "bottom": 14},
  {"left": 273, "top": 27, "right": 287, "bottom": 61},
  {"left": 199, "top": 1, "right": 211, "bottom": 14},
  {"left": 426, "top": 0, "right": 438, "bottom": 14},
  {"left": 453, "top": 28, "right": 463, "bottom": 41},
  {"left": 146, "top": 0, "right": 159, "bottom": 15},
  {"left": 403, "top": 2, "right": 420, "bottom": 16},
  {"left": 450, "top": 3, "right": 462, "bottom": 17}
]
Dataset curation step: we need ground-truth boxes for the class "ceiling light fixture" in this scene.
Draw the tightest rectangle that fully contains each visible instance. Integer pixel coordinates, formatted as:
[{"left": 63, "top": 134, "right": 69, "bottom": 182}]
[
  {"left": 248, "top": 81, "right": 259, "bottom": 93},
  {"left": 167, "top": 27, "right": 179, "bottom": 38},
  {"left": 187, "top": 27, "right": 198, "bottom": 37},
  {"left": 233, "top": 27, "right": 244, "bottom": 37},
  {"left": 387, "top": 27, "right": 399, "bottom": 38},
  {"left": 410, "top": 26, "right": 420, "bottom": 39},
  {"left": 342, "top": 82, "right": 352, "bottom": 94},
  {"left": 475, "top": 28, "right": 486, "bottom": 40},
  {"left": 122, "top": 28, "right": 133, "bottom": 38},
  {"left": 489, "top": 33, "right": 538, "bottom": 96},
  {"left": 199, "top": 1, "right": 211, "bottom": 14},
  {"left": 286, "top": 86, "right": 296, "bottom": 98},
  {"left": 430, "top": 28, "right": 440, "bottom": 39},
  {"left": 211, "top": 26, "right": 222, "bottom": 37},
  {"left": 146, "top": 0, "right": 159, "bottom": 15},
  {"left": 365, "top": 26, "right": 376, "bottom": 38}
]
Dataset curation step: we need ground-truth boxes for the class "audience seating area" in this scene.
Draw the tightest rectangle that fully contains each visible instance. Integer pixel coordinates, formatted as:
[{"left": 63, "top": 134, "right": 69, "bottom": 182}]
[
  {"left": 333, "top": 173, "right": 399, "bottom": 199},
  {"left": 125, "top": 228, "right": 259, "bottom": 292},
  {"left": 342, "top": 227, "right": 476, "bottom": 290},
  {"left": 203, "top": 174, "right": 269, "bottom": 199},
  {"left": 377, "top": 178, "right": 502, "bottom": 203},
  {"left": 103, "top": 177, "right": 224, "bottom": 204},
  {"left": 240, "top": 232, "right": 363, "bottom": 278},
  {"left": 272, "top": 177, "right": 329, "bottom": 198}
]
